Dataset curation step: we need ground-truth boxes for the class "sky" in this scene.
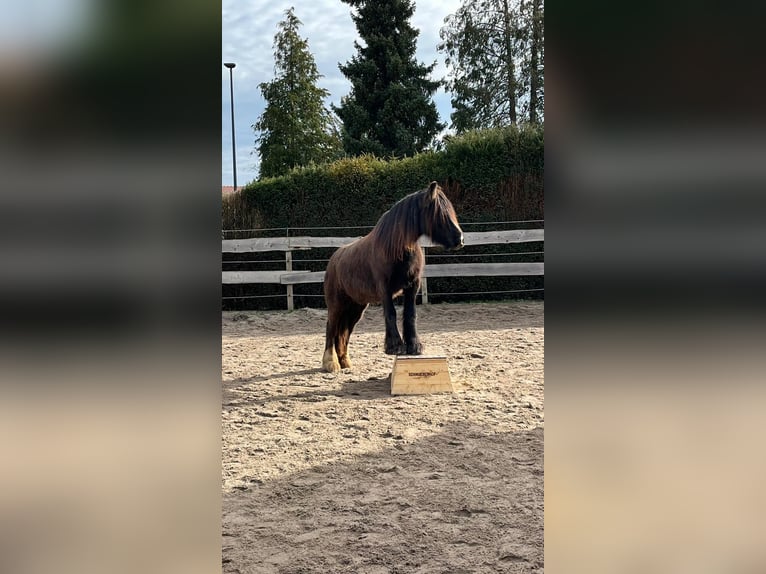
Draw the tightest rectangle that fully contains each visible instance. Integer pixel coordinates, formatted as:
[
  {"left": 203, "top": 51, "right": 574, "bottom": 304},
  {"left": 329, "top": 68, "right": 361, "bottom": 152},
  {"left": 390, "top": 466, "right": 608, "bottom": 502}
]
[{"left": 221, "top": 0, "right": 463, "bottom": 186}]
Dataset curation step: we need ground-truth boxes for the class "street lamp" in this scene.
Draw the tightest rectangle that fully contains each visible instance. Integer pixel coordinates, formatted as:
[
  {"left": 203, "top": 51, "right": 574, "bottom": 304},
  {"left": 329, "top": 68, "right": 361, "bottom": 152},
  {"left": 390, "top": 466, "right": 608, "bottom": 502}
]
[{"left": 224, "top": 62, "right": 237, "bottom": 190}]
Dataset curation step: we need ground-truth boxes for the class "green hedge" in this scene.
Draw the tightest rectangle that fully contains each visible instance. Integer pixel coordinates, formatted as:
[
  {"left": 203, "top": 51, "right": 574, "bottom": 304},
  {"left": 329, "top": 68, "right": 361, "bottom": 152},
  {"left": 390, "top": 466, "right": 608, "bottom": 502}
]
[{"left": 222, "top": 125, "right": 543, "bottom": 310}]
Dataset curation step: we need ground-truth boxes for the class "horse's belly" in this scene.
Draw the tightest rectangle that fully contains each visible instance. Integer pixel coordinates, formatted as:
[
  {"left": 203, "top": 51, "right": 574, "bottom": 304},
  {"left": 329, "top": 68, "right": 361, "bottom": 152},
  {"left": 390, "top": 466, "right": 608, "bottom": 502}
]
[
  {"left": 333, "top": 258, "right": 379, "bottom": 303},
  {"left": 343, "top": 281, "right": 380, "bottom": 304},
  {"left": 328, "top": 240, "right": 421, "bottom": 304}
]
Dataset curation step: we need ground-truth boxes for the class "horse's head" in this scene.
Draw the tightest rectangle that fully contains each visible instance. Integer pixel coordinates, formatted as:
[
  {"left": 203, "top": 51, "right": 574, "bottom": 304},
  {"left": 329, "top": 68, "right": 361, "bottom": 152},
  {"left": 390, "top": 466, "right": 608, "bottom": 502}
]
[{"left": 422, "top": 181, "right": 464, "bottom": 250}]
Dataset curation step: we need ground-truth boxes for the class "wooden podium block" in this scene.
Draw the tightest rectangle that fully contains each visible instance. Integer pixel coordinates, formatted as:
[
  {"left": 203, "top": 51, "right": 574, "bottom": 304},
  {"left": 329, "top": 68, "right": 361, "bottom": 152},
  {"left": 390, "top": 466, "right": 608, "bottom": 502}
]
[{"left": 390, "top": 354, "right": 453, "bottom": 395}]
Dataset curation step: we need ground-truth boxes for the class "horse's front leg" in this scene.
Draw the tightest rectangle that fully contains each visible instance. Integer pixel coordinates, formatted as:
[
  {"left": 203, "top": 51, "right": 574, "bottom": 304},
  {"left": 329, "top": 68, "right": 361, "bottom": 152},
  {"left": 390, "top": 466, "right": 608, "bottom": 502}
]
[
  {"left": 402, "top": 283, "right": 423, "bottom": 355},
  {"left": 382, "top": 296, "right": 406, "bottom": 355}
]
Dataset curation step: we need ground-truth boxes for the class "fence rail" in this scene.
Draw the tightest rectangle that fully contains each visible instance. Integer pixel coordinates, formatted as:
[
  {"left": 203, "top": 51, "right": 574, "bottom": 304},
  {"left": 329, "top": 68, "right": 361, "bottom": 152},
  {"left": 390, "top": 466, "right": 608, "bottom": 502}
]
[
  {"left": 222, "top": 228, "right": 544, "bottom": 309},
  {"left": 221, "top": 262, "right": 544, "bottom": 287},
  {"left": 222, "top": 229, "right": 544, "bottom": 253}
]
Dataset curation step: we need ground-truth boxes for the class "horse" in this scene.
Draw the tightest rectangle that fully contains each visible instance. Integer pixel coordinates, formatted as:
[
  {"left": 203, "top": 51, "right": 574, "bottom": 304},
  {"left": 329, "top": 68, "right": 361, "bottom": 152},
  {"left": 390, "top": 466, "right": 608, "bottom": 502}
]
[{"left": 321, "top": 181, "right": 464, "bottom": 373}]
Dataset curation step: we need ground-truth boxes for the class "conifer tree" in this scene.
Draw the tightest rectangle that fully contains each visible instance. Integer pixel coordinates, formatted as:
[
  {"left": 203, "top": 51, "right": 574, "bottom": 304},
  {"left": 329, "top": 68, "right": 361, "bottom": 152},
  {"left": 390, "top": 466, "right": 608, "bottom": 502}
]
[
  {"left": 254, "top": 8, "right": 342, "bottom": 179},
  {"left": 334, "top": 0, "right": 444, "bottom": 157}
]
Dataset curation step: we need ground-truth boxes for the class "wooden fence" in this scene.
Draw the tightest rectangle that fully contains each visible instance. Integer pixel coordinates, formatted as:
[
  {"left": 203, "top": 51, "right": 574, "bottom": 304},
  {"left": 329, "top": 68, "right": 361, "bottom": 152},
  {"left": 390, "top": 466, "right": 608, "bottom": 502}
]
[{"left": 222, "top": 229, "right": 544, "bottom": 310}]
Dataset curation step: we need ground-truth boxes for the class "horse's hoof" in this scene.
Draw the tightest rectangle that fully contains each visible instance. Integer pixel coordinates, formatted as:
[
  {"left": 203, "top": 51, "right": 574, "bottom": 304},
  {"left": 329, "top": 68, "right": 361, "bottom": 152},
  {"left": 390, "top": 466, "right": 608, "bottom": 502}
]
[
  {"left": 339, "top": 356, "right": 352, "bottom": 369},
  {"left": 406, "top": 342, "right": 424, "bottom": 355},
  {"left": 385, "top": 341, "right": 406, "bottom": 355},
  {"left": 323, "top": 361, "right": 340, "bottom": 373},
  {"left": 322, "top": 350, "right": 341, "bottom": 373}
]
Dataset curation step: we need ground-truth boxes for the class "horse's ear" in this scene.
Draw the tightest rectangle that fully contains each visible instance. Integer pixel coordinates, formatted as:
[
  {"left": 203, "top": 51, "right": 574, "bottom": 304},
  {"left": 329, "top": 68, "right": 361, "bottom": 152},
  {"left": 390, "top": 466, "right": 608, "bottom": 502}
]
[{"left": 427, "top": 181, "right": 439, "bottom": 200}]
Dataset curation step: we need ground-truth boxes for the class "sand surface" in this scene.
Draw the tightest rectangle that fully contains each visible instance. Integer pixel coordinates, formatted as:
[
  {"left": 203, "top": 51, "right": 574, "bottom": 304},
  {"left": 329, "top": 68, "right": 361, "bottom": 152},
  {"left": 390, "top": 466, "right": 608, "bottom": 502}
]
[{"left": 222, "top": 301, "right": 544, "bottom": 573}]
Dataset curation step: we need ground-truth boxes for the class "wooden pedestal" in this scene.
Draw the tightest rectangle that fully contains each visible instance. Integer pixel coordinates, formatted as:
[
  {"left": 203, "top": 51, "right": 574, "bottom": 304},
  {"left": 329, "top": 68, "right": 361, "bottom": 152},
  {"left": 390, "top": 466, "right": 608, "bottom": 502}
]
[{"left": 390, "top": 354, "right": 453, "bottom": 395}]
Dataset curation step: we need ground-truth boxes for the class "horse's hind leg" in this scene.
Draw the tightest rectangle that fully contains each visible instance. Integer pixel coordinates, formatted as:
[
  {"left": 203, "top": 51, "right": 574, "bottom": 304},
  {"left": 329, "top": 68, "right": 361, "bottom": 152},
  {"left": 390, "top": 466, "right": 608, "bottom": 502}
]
[
  {"left": 336, "top": 303, "right": 367, "bottom": 369},
  {"left": 322, "top": 311, "right": 341, "bottom": 373}
]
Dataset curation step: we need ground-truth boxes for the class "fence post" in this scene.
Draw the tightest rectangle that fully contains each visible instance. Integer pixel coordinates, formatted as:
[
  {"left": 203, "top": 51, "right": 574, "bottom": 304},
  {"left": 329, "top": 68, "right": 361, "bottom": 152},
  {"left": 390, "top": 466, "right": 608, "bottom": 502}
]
[
  {"left": 421, "top": 246, "right": 429, "bottom": 305},
  {"left": 285, "top": 250, "right": 294, "bottom": 311}
]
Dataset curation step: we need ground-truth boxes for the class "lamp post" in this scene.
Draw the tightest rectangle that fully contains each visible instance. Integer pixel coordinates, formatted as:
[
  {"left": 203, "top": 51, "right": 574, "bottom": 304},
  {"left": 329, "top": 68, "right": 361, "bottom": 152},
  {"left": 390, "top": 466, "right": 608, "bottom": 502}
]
[{"left": 224, "top": 62, "right": 237, "bottom": 190}]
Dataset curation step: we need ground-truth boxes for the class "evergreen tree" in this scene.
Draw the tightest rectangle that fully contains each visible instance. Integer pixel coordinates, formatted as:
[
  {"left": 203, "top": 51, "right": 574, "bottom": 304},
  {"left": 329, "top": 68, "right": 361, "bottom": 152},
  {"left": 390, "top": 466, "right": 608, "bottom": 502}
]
[
  {"left": 334, "top": 0, "right": 444, "bottom": 157},
  {"left": 438, "top": 0, "right": 544, "bottom": 131},
  {"left": 254, "top": 8, "right": 342, "bottom": 179}
]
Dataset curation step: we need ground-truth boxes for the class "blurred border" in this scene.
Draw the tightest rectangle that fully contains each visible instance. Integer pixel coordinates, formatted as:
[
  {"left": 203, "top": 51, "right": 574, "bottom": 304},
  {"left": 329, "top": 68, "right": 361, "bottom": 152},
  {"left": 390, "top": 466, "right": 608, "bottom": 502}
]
[
  {"left": 546, "top": 1, "right": 766, "bottom": 573},
  {"left": 0, "top": 2, "right": 222, "bottom": 573}
]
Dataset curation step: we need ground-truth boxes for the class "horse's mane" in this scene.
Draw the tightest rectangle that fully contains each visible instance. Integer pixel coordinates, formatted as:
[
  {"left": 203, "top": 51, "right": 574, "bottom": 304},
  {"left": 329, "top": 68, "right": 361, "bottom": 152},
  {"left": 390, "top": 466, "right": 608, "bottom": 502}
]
[{"left": 368, "top": 185, "right": 455, "bottom": 261}]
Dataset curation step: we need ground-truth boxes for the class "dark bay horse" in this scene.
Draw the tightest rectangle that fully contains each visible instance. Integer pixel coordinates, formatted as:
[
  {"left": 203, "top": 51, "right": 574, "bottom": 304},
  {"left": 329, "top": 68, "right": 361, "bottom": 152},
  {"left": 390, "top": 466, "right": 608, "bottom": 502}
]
[{"left": 322, "top": 181, "right": 464, "bottom": 373}]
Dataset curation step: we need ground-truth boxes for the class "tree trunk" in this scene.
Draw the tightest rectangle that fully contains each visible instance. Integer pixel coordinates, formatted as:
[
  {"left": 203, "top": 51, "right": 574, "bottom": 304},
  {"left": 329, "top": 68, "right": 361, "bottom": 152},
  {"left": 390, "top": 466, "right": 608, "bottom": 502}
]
[
  {"left": 529, "top": 0, "right": 540, "bottom": 124},
  {"left": 501, "top": 0, "right": 517, "bottom": 124},
  {"left": 288, "top": 46, "right": 296, "bottom": 171}
]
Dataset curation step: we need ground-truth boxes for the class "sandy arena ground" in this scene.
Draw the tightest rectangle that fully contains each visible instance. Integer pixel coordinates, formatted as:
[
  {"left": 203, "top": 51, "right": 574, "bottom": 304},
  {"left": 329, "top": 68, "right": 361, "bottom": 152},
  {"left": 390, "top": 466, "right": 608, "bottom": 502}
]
[{"left": 222, "top": 301, "right": 544, "bottom": 573}]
